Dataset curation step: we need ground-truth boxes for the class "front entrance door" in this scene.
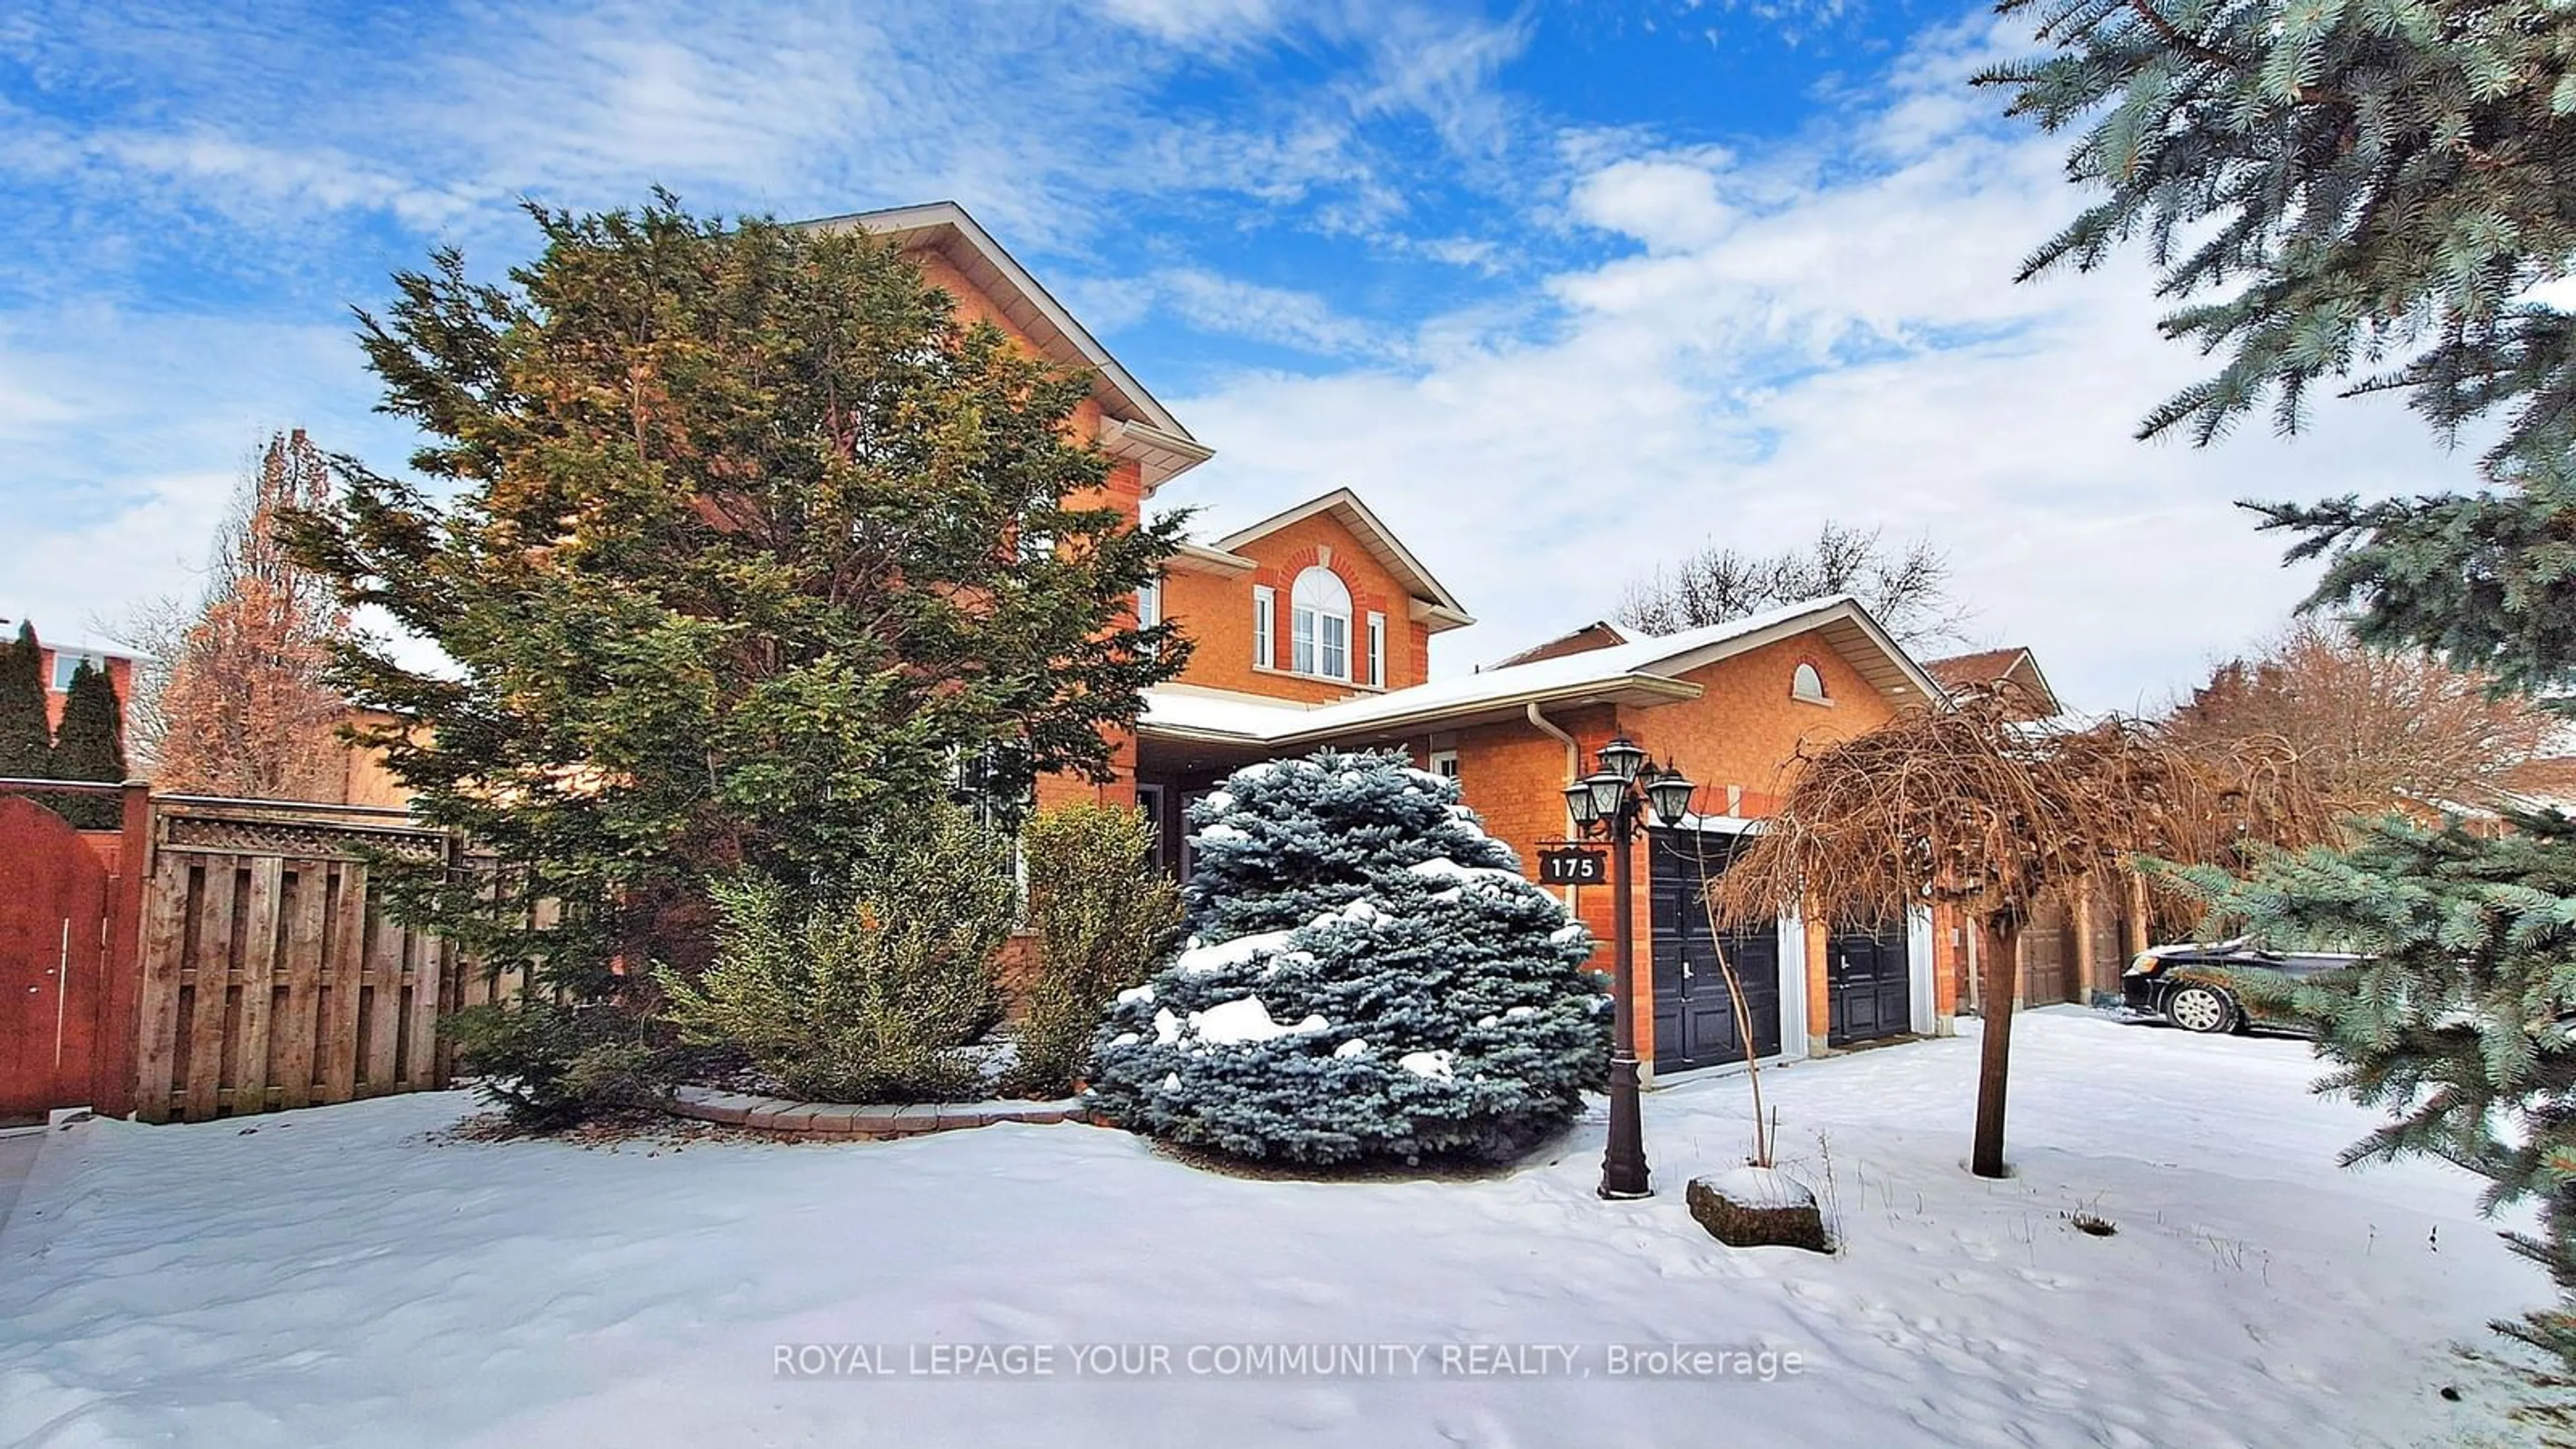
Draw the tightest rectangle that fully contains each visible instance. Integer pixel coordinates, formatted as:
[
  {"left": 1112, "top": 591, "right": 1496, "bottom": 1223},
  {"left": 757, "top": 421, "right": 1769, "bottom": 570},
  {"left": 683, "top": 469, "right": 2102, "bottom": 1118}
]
[
  {"left": 1826, "top": 922, "right": 1913, "bottom": 1046},
  {"left": 1648, "top": 829, "right": 1783, "bottom": 1071},
  {"left": 0, "top": 796, "right": 111, "bottom": 1123}
]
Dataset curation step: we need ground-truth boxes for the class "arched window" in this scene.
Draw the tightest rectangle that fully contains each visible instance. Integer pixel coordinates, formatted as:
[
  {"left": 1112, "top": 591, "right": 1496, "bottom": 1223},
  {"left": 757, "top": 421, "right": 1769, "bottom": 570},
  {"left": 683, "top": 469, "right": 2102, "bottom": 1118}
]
[
  {"left": 1791, "top": 661, "right": 1829, "bottom": 702},
  {"left": 1291, "top": 566, "right": 1352, "bottom": 679}
]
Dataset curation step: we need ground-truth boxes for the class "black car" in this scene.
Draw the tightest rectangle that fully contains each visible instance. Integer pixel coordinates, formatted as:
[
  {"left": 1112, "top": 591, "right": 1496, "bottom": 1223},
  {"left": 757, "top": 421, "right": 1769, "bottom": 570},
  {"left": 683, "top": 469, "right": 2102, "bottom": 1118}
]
[{"left": 2121, "top": 938, "right": 2360, "bottom": 1034}]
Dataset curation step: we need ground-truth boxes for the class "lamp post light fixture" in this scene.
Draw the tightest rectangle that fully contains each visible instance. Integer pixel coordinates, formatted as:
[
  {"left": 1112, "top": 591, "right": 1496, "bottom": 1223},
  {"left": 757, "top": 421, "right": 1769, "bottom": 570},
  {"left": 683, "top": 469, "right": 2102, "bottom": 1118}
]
[{"left": 1560, "top": 736, "right": 1696, "bottom": 1201}]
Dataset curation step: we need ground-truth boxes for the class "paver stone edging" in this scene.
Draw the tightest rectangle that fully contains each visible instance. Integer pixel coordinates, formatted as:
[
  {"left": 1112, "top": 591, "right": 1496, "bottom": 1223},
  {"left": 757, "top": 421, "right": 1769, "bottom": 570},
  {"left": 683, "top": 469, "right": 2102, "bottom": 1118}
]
[{"left": 667, "top": 1085, "right": 1095, "bottom": 1138}]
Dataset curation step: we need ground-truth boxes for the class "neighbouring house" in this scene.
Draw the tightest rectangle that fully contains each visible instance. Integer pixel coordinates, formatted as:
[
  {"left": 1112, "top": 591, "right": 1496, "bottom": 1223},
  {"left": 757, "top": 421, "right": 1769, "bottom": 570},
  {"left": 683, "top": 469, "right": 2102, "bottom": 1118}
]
[
  {"left": 1925, "top": 645, "right": 2060, "bottom": 720},
  {"left": 1926, "top": 644, "right": 2148, "bottom": 1012},
  {"left": 0, "top": 625, "right": 138, "bottom": 736}
]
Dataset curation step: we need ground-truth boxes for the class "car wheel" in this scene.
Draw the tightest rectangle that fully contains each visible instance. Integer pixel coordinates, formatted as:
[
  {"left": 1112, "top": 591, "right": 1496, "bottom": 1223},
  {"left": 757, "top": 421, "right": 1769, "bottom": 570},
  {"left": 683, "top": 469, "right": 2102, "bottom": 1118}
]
[{"left": 2165, "top": 985, "right": 2235, "bottom": 1034}]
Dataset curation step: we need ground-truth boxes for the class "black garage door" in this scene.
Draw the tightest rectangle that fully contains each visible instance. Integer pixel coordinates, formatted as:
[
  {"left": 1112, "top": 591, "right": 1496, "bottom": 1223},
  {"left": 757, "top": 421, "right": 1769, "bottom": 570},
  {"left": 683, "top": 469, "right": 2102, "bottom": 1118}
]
[
  {"left": 1827, "top": 923, "right": 1913, "bottom": 1046},
  {"left": 1649, "top": 830, "right": 1783, "bottom": 1071}
]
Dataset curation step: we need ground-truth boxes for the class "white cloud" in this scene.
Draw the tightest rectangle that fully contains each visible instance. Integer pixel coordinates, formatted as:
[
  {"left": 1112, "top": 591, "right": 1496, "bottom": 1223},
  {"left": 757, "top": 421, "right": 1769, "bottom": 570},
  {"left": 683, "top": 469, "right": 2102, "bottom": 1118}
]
[
  {"left": 1152, "top": 19, "right": 2463, "bottom": 714},
  {"left": 0, "top": 307, "right": 403, "bottom": 641},
  {"left": 1088, "top": 0, "right": 1286, "bottom": 48},
  {"left": 1155, "top": 270, "right": 1392, "bottom": 356},
  {"left": 1568, "top": 154, "right": 1738, "bottom": 252}
]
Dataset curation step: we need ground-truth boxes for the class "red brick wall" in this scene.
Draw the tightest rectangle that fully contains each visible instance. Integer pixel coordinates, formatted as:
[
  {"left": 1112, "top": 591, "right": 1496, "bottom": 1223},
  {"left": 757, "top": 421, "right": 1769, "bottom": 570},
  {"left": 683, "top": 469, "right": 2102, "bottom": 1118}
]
[
  {"left": 35, "top": 649, "right": 133, "bottom": 735},
  {"left": 909, "top": 245, "right": 1150, "bottom": 813},
  {"left": 1430, "top": 633, "right": 1958, "bottom": 1059},
  {"left": 1162, "top": 511, "right": 1432, "bottom": 704}
]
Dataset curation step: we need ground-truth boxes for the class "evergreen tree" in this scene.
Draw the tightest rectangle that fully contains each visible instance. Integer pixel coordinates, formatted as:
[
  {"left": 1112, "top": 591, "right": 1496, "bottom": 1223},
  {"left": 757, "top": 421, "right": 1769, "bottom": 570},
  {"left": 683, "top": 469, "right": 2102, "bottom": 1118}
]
[
  {"left": 51, "top": 659, "right": 125, "bottom": 828},
  {"left": 286, "top": 196, "right": 1189, "bottom": 1018},
  {"left": 1091, "top": 751, "right": 1607, "bottom": 1166},
  {"left": 0, "top": 623, "right": 52, "bottom": 782},
  {"left": 1986, "top": 0, "right": 2576, "bottom": 1366},
  {"left": 2179, "top": 816, "right": 2576, "bottom": 1366}
]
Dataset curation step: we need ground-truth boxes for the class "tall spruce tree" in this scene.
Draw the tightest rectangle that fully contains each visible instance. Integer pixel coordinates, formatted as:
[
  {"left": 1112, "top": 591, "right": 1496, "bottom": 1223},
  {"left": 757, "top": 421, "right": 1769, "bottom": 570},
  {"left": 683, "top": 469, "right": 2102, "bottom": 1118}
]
[
  {"left": 50, "top": 659, "right": 125, "bottom": 828},
  {"left": 1984, "top": 0, "right": 2576, "bottom": 1366},
  {"left": 0, "top": 623, "right": 53, "bottom": 782},
  {"left": 286, "top": 196, "right": 1189, "bottom": 1012}
]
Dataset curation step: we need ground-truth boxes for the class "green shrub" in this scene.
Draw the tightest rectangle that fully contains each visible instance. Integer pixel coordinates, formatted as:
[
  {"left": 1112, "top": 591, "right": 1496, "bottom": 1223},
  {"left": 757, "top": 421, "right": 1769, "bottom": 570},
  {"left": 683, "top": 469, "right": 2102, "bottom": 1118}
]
[
  {"left": 1007, "top": 802, "right": 1180, "bottom": 1097},
  {"left": 657, "top": 806, "right": 1014, "bottom": 1102},
  {"left": 443, "top": 1000, "right": 676, "bottom": 1128}
]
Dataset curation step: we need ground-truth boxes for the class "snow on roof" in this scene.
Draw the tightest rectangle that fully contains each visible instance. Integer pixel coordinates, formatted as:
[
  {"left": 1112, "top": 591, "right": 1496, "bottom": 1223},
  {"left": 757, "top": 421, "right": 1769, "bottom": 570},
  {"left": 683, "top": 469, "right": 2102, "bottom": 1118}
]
[{"left": 1143, "top": 594, "right": 1941, "bottom": 745}]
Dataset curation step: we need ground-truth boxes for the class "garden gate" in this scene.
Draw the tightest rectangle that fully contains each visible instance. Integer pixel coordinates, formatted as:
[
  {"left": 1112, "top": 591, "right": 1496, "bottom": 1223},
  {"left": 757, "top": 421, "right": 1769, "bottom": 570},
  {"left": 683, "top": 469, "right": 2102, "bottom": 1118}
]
[{"left": 0, "top": 784, "right": 143, "bottom": 1124}]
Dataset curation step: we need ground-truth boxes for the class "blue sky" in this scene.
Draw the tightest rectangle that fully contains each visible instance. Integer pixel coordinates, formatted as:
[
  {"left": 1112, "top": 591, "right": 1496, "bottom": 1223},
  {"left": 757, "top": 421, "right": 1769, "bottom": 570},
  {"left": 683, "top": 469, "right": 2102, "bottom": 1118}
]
[{"left": 0, "top": 0, "right": 2467, "bottom": 709}]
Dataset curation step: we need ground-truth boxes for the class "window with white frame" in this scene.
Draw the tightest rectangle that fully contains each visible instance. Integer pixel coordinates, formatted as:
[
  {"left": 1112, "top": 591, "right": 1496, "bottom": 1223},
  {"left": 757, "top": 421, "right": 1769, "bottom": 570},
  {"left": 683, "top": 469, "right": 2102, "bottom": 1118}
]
[
  {"left": 1252, "top": 584, "right": 1276, "bottom": 669},
  {"left": 1136, "top": 574, "right": 1162, "bottom": 657},
  {"left": 1429, "top": 748, "right": 1460, "bottom": 781},
  {"left": 1366, "top": 611, "right": 1386, "bottom": 688},
  {"left": 1791, "top": 661, "right": 1830, "bottom": 703},
  {"left": 50, "top": 652, "right": 109, "bottom": 691},
  {"left": 1291, "top": 566, "right": 1350, "bottom": 680}
]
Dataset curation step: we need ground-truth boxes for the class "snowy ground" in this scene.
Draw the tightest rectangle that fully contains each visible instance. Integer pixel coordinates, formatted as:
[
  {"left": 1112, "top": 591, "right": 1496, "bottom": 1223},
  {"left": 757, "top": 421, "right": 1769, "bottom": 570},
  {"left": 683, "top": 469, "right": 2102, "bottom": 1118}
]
[{"left": 0, "top": 1010, "right": 2555, "bottom": 1448}]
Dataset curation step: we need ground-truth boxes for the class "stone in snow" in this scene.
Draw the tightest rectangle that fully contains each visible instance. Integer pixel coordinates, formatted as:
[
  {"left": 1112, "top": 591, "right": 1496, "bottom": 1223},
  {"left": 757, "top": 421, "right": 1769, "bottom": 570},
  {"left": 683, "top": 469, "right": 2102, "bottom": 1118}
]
[{"left": 1697, "top": 1166, "right": 1817, "bottom": 1210}]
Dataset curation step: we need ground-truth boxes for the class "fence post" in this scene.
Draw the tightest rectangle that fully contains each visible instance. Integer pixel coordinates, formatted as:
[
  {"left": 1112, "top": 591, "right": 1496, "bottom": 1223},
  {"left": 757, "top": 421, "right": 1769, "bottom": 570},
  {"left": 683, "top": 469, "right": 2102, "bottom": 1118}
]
[{"left": 89, "top": 781, "right": 152, "bottom": 1118}]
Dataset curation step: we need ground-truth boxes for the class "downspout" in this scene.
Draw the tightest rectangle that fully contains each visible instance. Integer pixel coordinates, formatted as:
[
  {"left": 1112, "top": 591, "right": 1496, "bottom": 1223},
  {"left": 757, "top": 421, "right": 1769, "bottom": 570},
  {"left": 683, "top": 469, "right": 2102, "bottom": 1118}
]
[{"left": 1526, "top": 702, "right": 1581, "bottom": 911}]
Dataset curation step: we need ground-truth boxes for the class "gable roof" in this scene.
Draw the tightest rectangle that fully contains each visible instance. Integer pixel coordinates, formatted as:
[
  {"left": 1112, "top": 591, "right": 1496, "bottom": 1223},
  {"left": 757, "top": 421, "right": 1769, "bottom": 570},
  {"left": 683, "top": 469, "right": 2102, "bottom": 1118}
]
[
  {"left": 1925, "top": 645, "right": 2061, "bottom": 715},
  {"left": 1143, "top": 594, "right": 1943, "bottom": 747},
  {"left": 796, "top": 201, "right": 1208, "bottom": 490},
  {"left": 1489, "top": 619, "right": 1635, "bottom": 669},
  {"left": 1214, "top": 488, "right": 1474, "bottom": 629}
]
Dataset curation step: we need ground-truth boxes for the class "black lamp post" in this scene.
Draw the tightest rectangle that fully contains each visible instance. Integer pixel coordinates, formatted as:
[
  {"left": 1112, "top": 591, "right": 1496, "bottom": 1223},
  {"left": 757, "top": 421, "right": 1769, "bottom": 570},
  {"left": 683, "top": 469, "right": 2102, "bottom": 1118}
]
[{"left": 1562, "top": 736, "right": 1697, "bottom": 1200}]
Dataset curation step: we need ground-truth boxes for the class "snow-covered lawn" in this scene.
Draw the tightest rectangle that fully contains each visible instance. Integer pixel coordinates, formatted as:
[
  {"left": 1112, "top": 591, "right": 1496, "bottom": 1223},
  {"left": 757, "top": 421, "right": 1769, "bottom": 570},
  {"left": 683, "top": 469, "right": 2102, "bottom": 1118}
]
[{"left": 0, "top": 1011, "right": 2548, "bottom": 1448}]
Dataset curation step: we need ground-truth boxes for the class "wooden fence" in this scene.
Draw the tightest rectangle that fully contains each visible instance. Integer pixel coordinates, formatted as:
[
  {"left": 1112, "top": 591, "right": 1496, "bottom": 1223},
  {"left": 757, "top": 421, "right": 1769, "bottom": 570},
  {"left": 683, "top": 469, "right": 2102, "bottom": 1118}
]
[{"left": 131, "top": 798, "right": 523, "bottom": 1124}]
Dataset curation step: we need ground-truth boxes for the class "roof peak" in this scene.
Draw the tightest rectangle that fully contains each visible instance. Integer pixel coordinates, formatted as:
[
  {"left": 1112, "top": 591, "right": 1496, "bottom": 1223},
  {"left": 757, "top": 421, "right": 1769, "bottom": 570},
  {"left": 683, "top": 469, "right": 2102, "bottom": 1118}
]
[{"left": 796, "top": 201, "right": 1204, "bottom": 489}]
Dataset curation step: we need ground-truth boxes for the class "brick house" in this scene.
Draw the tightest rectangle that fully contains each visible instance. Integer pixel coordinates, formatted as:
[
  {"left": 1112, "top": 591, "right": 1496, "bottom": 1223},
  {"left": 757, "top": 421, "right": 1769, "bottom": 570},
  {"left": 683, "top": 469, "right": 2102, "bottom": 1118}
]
[
  {"left": 0, "top": 625, "right": 137, "bottom": 736},
  {"left": 1134, "top": 591, "right": 1964, "bottom": 1075},
  {"left": 339, "top": 201, "right": 1974, "bottom": 1077},
  {"left": 812, "top": 203, "right": 1972, "bottom": 1076}
]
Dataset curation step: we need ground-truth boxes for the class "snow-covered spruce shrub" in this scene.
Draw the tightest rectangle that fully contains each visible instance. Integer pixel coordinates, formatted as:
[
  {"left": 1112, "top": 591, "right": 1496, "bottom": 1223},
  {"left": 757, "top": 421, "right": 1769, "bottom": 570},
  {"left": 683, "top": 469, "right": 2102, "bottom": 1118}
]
[{"left": 1091, "top": 750, "right": 1606, "bottom": 1165}]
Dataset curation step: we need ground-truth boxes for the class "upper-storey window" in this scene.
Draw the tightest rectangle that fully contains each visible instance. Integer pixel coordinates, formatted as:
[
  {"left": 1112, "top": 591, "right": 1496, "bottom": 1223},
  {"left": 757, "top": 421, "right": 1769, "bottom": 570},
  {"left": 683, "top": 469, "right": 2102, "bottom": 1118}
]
[
  {"left": 50, "top": 652, "right": 109, "bottom": 692},
  {"left": 1291, "top": 566, "right": 1351, "bottom": 680},
  {"left": 1792, "top": 661, "right": 1829, "bottom": 703},
  {"left": 1136, "top": 575, "right": 1163, "bottom": 659}
]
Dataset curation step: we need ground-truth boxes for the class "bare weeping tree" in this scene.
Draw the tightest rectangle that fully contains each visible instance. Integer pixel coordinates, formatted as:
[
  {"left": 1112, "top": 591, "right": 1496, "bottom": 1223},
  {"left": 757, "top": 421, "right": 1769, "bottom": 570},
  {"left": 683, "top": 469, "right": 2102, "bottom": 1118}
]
[
  {"left": 1711, "top": 688, "right": 2332, "bottom": 1177},
  {"left": 1616, "top": 521, "right": 1972, "bottom": 650}
]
